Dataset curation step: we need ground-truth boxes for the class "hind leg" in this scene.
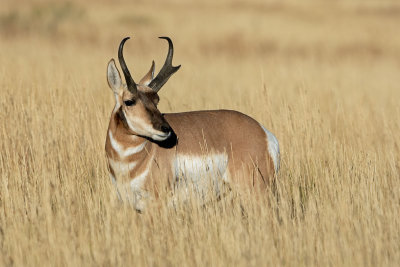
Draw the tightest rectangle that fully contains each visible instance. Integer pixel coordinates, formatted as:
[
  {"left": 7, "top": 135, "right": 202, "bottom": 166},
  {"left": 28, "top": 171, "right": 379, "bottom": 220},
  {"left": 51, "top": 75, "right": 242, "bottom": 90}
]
[{"left": 227, "top": 156, "right": 272, "bottom": 194}]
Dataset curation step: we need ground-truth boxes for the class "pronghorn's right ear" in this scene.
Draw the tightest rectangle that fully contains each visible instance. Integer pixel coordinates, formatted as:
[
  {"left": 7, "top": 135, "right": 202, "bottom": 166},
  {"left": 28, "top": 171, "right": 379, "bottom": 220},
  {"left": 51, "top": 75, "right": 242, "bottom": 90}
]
[
  {"left": 107, "top": 59, "right": 122, "bottom": 94},
  {"left": 139, "top": 61, "right": 155, "bottom": 86}
]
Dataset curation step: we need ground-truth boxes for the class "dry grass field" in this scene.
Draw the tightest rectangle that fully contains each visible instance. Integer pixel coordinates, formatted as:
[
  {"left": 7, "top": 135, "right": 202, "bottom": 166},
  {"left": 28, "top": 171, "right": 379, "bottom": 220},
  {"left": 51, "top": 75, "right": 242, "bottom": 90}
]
[{"left": 1, "top": 0, "right": 400, "bottom": 266}]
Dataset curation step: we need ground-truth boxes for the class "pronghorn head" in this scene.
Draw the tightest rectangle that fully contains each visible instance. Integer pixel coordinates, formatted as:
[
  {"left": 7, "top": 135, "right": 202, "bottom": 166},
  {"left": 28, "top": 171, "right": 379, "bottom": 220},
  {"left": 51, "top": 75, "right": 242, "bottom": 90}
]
[{"left": 107, "top": 37, "right": 180, "bottom": 141}]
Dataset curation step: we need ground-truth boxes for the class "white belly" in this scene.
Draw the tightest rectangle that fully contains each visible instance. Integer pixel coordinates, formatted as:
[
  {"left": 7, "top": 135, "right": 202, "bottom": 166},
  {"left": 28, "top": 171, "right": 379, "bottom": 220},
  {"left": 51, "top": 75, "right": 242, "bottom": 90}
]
[
  {"left": 172, "top": 153, "right": 230, "bottom": 201},
  {"left": 110, "top": 153, "right": 231, "bottom": 211}
]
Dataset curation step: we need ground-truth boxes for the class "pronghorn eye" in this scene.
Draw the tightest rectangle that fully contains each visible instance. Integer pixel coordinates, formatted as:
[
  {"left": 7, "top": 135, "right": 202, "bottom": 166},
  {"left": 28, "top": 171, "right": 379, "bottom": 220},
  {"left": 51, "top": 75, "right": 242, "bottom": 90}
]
[{"left": 124, "top": 99, "right": 136, "bottom": 106}]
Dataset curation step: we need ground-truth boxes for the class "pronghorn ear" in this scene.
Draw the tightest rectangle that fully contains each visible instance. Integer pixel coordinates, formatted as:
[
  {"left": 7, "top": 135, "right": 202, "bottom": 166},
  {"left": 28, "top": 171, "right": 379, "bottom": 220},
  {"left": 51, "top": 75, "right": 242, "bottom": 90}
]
[
  {"left": 107, "top": 59, "right": 122, "bottom": 93},
  {"left": 139, "top": 61, "right": 155, "bottom": 86}
]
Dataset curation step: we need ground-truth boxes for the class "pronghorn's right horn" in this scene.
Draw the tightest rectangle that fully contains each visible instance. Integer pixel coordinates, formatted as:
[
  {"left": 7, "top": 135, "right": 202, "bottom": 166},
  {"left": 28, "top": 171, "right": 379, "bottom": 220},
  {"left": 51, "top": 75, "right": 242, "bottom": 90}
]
[
  {"left": 118, "top": 37, "right": 138, "bottom": 94},
  {"left": 148, "top": 37, "right": 181, "bottom": 92}
]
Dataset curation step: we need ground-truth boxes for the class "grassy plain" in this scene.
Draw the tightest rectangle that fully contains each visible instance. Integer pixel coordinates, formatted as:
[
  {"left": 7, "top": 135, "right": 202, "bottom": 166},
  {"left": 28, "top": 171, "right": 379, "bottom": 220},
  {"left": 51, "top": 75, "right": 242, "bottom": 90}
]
[{"left": 0, "top": 0, "right": 400, "bottom": 266}]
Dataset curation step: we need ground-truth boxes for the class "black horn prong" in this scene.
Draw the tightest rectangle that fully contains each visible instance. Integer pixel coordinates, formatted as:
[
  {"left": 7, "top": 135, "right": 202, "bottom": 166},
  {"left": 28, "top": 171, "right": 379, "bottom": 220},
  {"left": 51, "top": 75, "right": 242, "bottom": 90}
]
[
  {"left": 148, "top": 37, "right": 181, "bottom": 92},
  {"left": 118, "top": 37, "right": 138, "bottom": 94}
]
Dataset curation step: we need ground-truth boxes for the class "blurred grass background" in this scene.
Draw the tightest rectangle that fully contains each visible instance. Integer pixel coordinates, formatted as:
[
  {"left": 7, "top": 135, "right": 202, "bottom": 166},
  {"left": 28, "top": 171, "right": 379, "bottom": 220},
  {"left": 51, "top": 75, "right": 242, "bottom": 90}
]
[{"left": 0, "top": 0, "right": 399, "bottom": 266}]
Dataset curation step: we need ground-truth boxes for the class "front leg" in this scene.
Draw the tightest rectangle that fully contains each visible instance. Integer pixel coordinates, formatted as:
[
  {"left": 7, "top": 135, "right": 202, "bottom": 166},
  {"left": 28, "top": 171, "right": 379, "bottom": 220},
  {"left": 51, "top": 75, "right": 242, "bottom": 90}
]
[{"left": 110, "top": 175, "right": 149, "bottom": 212}]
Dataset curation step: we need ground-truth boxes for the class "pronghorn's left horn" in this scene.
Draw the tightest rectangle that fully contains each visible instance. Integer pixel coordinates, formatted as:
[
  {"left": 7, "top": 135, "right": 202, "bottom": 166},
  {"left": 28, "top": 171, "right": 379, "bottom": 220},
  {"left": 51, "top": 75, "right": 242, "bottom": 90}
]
[
  {"left": 118, "top": 37, "right": 138, "bottom": 94},
  {"left": 148, "top": 37, "right": 181, "bottom": 92}
]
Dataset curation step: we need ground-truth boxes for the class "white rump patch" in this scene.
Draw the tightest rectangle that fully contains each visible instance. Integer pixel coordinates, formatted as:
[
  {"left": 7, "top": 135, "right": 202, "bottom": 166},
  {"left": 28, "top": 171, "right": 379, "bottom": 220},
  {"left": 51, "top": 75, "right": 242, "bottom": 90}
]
[{"left": 261, "top": 125, "right": 280, "bottom": 173}]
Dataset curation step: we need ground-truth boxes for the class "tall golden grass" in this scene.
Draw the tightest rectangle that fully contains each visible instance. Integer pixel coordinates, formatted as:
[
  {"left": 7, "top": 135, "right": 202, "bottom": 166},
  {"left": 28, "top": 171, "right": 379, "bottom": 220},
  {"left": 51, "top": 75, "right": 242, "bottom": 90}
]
[{"left": 1, "top": 0, "right": 400, "bottom": 266}]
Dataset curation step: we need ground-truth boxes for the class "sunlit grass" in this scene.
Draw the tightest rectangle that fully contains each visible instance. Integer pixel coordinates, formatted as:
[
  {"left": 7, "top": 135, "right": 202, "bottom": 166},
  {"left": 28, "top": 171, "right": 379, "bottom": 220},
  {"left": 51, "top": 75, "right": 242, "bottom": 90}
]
[{"left": 0, "top": 0, "right": 399, "bottom": 266}]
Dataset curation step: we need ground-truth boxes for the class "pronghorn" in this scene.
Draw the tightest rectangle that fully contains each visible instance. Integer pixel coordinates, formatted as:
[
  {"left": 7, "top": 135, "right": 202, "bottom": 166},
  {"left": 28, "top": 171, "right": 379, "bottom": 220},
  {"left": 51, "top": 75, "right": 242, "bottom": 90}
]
[{"left": 105, "top": 37, "right": 280, "bottom": 211}]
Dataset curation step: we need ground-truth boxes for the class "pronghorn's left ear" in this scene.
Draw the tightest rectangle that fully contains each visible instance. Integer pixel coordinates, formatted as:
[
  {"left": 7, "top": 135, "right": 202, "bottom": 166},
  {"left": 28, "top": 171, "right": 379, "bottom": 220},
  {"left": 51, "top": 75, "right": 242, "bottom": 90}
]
[
  {"left": 107, "top": 59, "right": 122, "bottom": 94},
  {"left": 139, "top": 61, "right": 155, "bottom": 86}
]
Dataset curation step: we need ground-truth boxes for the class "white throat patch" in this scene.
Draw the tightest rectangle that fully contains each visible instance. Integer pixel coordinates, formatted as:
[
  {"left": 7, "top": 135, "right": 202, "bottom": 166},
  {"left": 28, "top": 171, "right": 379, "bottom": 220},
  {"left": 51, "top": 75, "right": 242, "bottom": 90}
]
[{"left": 109, "top": 131, "right": 146, "bottom": 158}]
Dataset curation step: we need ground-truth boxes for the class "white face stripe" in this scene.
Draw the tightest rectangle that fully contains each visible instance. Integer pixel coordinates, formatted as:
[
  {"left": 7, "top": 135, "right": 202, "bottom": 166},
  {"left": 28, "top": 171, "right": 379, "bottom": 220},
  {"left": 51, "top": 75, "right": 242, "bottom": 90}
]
[
  {"left": 109, "top": 131, "right": 146, "bottom": 157},
  {"left": 260, "top": 125, "right": 280, "bottom": 173},
  {"left": 124, "top": 114, "right": 148, "bottom": 135},
  {"left": 122, "top": 110, "right": 169, "bottom": 141}
]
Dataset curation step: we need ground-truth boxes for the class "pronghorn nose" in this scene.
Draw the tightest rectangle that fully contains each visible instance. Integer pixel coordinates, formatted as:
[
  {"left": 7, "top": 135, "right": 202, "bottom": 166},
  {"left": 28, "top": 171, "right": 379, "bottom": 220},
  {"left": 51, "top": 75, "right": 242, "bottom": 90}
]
[{"left": 161, "top": 124, "right": 171, "bottom": 133}]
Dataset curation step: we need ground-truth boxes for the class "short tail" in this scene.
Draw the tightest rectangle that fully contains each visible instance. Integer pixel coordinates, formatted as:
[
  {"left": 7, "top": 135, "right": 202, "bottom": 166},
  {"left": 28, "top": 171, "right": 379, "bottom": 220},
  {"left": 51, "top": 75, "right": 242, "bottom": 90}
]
[{"left": 260, "top": 125, "right": 280, "bottom": 173}]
